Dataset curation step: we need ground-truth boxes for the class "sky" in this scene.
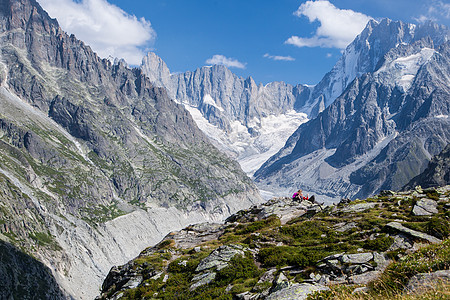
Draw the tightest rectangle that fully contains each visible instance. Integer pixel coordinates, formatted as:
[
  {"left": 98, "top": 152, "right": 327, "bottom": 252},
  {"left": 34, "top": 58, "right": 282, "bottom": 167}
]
[{"left": 38, "top": 0, "right": 450, "bottom": 86}]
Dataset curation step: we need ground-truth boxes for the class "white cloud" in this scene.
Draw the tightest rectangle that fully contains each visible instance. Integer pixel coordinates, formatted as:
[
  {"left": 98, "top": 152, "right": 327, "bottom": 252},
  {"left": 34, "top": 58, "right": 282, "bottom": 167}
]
[
  {"left": 38, "top": 0, "right": 156, "bottom": 65},
  {"left": 285, "top": 0, "right": 372, "bottom": 49},
  {"left": 415, "top": 1, "right": 450, "bottom": 23},
  {"left": 205, "top": 55, "right": 246, "bottom": 69},
  {"left": 326, "top": 53, "right": 332, "bottom": 58},
  {"left": 263, "top": 53, "right": 295, "bottom": 61}
]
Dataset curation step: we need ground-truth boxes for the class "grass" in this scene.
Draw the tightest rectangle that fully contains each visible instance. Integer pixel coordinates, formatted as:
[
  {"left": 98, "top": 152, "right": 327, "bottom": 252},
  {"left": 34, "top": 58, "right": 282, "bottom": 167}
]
[{"left": 101, "top": 187, "right": 450, "bottom": 300}]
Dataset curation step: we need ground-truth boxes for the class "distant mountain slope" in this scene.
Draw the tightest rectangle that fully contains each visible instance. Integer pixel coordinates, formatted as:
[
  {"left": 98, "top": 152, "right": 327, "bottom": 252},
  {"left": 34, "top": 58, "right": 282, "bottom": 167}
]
[
  {"left": 141, "top": 53, "right": 310, "bottom": 174},
  {"left": 141, "top": 20, "right": 450, "bottom": 178},
  {"left": 0, "top": 0, "right": 261, "bottom": 298},
  {"left": 404, "top": 144, "right": 450, "bottom": 189},
  {"left": 255, "top": 19, "right": 450, "bottom": 202},
  {"left": 305, "top": 19, "right": 450, "bottom": 116}
]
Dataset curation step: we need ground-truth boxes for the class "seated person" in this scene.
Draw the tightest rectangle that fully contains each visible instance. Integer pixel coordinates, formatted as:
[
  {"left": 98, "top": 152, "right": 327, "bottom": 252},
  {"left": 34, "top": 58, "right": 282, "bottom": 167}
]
[{"left": 292, "top": 189, "right": 309, "bottom": 201}]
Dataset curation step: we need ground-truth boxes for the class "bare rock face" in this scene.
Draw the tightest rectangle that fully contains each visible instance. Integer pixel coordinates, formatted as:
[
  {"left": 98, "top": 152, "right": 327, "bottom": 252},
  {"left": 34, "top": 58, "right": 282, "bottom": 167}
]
[
  {"left": 405, "top": 144, "right": 450, "bottom": 190},
  {"left": 0, "top": 0, "right": 262, "bottom": 298}
]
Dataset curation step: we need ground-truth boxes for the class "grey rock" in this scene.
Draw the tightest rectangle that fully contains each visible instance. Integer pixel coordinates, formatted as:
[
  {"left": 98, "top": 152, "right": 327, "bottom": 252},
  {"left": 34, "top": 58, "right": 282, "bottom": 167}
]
[
  {"left": 405, "top": 270, "right": 450, "bottom": 294},
  {"left": 386, "top": 222, "right": 442, "bottom": 244},
  {"left": 122, "top": 276, "right": 143, "bottom": 290},
  {"left": 235, "top": 291, "right": 256, "bottom": 300},
  {"left": 388, "top": 234, "right": 415, "bottom": 251},
  {"left": 349, "top": 271, "right": 382, "bottom": 285},
  {"left": 373, "top": 252, "right": 389, "bottom": 270},
  {"left": 334, "top": 222, "right": 358, "bottom": 232},
  {"left": 190, "top": 272, "right": 216, "bottom": 290},
  {"left": 195, "top": 245, "right": 245, "bottom": 272},
  {"left": 340, "top": 203, "right": 377, "bottom": 213},
  {"left": 340, "top": 253, "right": 373, "bottom": 264},
  {"left": 266, "top": 283, "right": 329, "bottom": 300},
  {"left": 271, "top": 272, "right": 291, "bottom": 293},
  {"left": 413, "top": 198, "right": 439, "bottom": 216},
  {"left": 256, "top": 268, "right": 277, "bottom": 285}
]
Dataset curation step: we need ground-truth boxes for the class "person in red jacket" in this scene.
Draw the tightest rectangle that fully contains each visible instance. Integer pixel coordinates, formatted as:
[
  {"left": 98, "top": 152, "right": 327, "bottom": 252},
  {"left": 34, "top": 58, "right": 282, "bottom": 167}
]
[{"left": 292, "top": 189, "right": 309, "bottom": 201}]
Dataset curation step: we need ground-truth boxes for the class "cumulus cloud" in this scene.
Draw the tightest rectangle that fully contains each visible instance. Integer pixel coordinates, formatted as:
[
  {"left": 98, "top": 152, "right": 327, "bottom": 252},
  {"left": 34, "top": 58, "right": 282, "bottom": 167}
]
[
  {"left": 38, "top": 0, "right": 156, "bottom": 65},
  {"left": 415, "top": 1, "right": 450, "bottom": 23},
  {"left": 205, "top": 55, "right": 246, "bottom": 69},
  {"left": 285, "top": 0, "right": 372, "bottom": 49},
  {"left": 263, "top": 53, "right": 295, "bottom": 61}
]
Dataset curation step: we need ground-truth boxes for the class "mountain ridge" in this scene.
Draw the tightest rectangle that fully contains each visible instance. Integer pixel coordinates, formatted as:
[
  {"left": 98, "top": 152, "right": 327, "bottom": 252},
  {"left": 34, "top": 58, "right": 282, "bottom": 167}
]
[
  {"left": 0, "top": 0, "right": 262, "bottom": 298},
  {"left": 255, "top": 19, "right": 450, "bottom": 202}
]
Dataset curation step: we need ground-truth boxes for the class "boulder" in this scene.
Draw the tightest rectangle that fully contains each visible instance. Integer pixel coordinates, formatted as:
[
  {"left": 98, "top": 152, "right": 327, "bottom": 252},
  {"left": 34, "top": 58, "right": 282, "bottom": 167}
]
[
  {"left": 271, "top": 272, "right": 290, "bottom": 293},
  {"left": 412, "top": 198, "right": 439, "bottom": 216},
  {"left": 386, "top": 222, "right": 442, "bottom": 244},
  {"left": 190, "top": 272, "right": 216, "bottom": 291},
  {"left": 341, "top": 202, "right": 377, "bottom": 213},
  {"left": 195, "top": 244, "right": 244, "bottom": 272},
  {"left": 405, "top": 270, "right": 450, "bottom": 294},
  {"left": 334, "top": 222, "right": 358, "bottom": 232},
  {"left": 349, "top": 271, "right": 382, "bottom": 285},
  {"left": 340, "top": 253, "right": 373, "bottom": 264},
  {"left": 266, "top": 283, "right": 329, "bottom": 300}
]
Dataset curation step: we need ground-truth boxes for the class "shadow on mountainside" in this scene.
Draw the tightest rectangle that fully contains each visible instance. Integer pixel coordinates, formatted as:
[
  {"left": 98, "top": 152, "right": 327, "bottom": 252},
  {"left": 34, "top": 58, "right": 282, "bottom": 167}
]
[{"left": 0, "top": 239, "right": 66, "bottom": 299}]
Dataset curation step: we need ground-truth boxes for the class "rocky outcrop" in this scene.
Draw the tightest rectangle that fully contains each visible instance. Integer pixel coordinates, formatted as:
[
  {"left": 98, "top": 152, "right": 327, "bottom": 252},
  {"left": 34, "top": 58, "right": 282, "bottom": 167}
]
[
  {"left": 386, "top": 222, "right": 442, "bottom": 244},
  {"left": 255, "top": 20, "right": 450, "bottom": 202},
  {"left": 405, "top": 270, "right": 450, "bottom": 294},
  {"left": 97, "top": 186, "right": 450, "bottom": 299},
  {"left": 265, "top": 283, "right": 329, "bottom": 300},
  {"left": 404, "top": 144, "right": 450, "bottom": 189},
  {"left": 0, "top": 0, "right": 262, "bottom": 298},
  {"left": 0, "top": 239, "right": 66, "bottom": 299}
]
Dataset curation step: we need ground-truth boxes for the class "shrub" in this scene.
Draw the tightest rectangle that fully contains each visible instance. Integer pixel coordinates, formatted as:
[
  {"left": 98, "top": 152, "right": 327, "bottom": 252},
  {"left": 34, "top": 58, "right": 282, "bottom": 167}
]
[
  {"left": 258, "top": 246, "right": 324, "bottom": 268},
  {"left": 363, "top": 236, "right": 394, "bottom": 252},
  {"left": 215, "top": 253, "right": 261, "bottom": 285},
  {"left": 425, "top": 217, "right": 449, "bottom": 240}
]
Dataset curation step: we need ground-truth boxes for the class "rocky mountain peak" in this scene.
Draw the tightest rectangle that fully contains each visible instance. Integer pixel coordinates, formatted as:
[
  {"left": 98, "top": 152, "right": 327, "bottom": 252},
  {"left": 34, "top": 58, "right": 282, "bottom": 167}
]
[
  {"left": 0, "top": 0, "right": 262, "bottom": 298},
  {"left": 305, "top": 18, "right": 450, "bottom": 117},
  {"left": 141, "top": 52, "right": 310, "bottom": 174},
  {"left": 255, "top": 20, "right": 450, "bottom": 202}
]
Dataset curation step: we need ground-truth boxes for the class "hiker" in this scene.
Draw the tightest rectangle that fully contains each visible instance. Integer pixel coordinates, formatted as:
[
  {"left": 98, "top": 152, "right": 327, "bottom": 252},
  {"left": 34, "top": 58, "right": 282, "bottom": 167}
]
[{"left": 292, "top": 189, "right": 309, "bottom": 201}]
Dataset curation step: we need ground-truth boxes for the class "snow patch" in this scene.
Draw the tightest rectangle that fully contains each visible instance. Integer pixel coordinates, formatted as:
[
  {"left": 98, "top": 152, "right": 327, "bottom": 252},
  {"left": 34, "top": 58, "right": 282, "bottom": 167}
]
[
  {"left": 376, "top": 48, "right": 436, "bottom": 91},
  {"left": 202, "top": 94, "right": 224, "bottom": 112},
  {"left": 184, "top": 105, "right": 308, "bottom": 175}
]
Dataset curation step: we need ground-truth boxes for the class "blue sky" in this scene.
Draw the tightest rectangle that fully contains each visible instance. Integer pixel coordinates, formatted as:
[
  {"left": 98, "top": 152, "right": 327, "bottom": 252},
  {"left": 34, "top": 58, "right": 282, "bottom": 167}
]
[{"left": 39, "top": 0, "right": 450, "bottom": 86}]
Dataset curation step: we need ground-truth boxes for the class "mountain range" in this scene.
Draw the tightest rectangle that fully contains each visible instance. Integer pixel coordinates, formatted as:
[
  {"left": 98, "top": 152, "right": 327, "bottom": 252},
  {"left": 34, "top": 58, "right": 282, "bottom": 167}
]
[
  {"left": 0, "top": 0, "right": 261, "bottom": 298},
  {"left": 141, "top": 53, "right": 310, "bottom": 175},
  {"left": 254, "top": 19, "right": 450, "bottom": 202},
  {"left": 143, "top": 20, "right": 450, "bottom": 204},
  {"left": 1, "top": 0, "right": 450, "bottom": 299}
]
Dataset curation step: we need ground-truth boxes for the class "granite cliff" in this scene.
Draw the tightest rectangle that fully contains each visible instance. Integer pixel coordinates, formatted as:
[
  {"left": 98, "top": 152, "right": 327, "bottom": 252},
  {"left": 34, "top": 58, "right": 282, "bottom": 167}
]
[{"left": 0, "top": 0, "right": 261, "bottom": 298}]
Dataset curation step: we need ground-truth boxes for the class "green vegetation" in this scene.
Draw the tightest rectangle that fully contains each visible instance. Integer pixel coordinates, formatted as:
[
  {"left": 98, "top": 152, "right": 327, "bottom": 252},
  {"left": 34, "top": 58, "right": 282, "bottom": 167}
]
[
  {"left": 29, "top": 232, "right": 61, "bottom": 250},
  {"left": 101, "top": 187, "right": 450, "bottom": 299},
  {"left": 310, "top": 239, "right": 450, "bottom": 299}
]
